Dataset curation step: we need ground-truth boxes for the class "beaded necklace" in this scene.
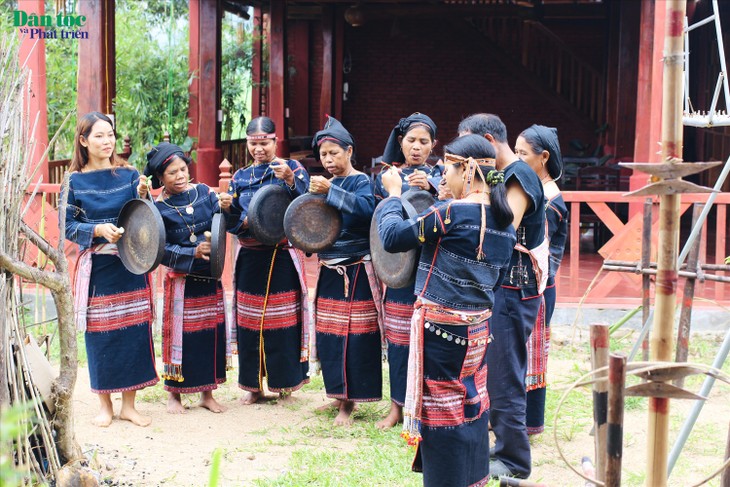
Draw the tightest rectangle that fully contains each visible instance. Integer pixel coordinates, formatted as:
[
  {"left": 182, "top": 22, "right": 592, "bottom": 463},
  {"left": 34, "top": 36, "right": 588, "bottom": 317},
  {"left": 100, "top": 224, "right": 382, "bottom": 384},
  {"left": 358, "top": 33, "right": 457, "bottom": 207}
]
[{"left": 162, "top": 185, "right": 199, "bottom": 243}]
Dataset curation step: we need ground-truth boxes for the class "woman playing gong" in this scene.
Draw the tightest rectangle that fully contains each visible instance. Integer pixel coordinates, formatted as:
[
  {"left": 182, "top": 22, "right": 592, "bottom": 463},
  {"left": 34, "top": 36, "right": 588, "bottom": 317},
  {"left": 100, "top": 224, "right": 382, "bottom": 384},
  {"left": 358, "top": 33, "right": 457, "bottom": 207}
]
[
  {"left": 373, "top": 112, "right": 440, "bottom": 429},
  {"left": 227, "top": 116, "right": 311, "bottom": 405},
  {"left": 308, "top": 116, "right": 382, "bottom": 426},
  {"left": 142, "top": 142, "right": 232, "bottom": 414},
  {"left": 63, "top": 111, "right": 158, "bottom": 427},
  {"left": 378, "top": 134, "right": 516, "bottom": 486}
]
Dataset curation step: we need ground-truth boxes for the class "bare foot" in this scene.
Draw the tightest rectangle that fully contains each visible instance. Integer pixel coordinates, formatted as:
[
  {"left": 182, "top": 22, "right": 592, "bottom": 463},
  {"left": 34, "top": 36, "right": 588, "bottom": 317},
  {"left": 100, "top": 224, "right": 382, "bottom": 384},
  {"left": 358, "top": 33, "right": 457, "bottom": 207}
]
[
  {"left": 316, "top": 399, "right": 341, "bottom": 412},
  {"left": 166, "top": 392, "right": 187, "bottom": 414},
  {"left": 333, "top": 400, "right": 355, "bottom": 426},
  {"left": 199, "top": 391, "right": 227, "bottom": 413},
  {"left": 92, "top": 410, "right": 113, "bottom": 427},
  {"left": 239, "top": 390, "right": 262, "bottom": 405},
  {"left": 119, "top": 407, "right": 152, "bottom": 427},
  {"left": 92, "top": 393, "right": 114, "bottom": 427},
  {"left": 376, "top": 401, "right": 403, "bottom": 429}
]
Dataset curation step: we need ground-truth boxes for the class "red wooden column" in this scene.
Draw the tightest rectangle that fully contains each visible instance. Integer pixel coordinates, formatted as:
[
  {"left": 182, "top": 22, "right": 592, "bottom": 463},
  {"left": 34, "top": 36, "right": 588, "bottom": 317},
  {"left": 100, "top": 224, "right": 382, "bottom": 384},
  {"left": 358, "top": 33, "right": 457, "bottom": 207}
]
[
  {"left": 631, "top": 1, "right": 665, "bottom": 196},
  {"left": 77, "top": 0, "right": 115, "bottom": 117},
  {"left": 269, "top": 1, "right": 288, "bottom": 156},
  {"left": 318, "top": 6, "right": 334, "bottom": 129},
  {"left": 287, "top": 20, "right": 310, "bottom": 136},
  {"left": 250, "top": 6, "right": 264, "bottom": 120},
  {"left": 18, "top": 0, "right": 48, "bottom": 182},
  {"left": 188, "top": 0, "right": 222, "bottom": 186}
]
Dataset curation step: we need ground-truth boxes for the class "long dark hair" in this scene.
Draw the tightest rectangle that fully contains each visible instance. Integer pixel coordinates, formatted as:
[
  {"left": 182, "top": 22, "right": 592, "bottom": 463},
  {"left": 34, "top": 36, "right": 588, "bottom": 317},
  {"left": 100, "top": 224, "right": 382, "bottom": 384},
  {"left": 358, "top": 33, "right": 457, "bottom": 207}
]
[
  {"left": 443, "top": 134, "right": 514, "bottom": 228},
  {"left": 69, "top": 112, "right": 127, "bottom": 172}
]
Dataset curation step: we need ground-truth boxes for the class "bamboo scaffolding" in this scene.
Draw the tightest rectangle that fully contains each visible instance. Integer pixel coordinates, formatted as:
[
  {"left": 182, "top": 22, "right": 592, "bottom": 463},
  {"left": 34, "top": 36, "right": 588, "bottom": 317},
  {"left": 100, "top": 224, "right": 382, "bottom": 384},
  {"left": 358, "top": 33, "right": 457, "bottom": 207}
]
[{"left": 647, "top": 2, "right": 687, "bottom": 484}]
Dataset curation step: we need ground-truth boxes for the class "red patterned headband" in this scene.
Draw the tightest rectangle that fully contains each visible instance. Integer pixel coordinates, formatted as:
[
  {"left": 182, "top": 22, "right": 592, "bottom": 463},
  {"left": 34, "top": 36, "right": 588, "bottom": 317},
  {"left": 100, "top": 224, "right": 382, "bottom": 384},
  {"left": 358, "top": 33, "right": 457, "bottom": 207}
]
[
  {"left": 247, "top": 133, "right": 276, "bottom": 140},
  {"left": 317, "top": 136, "right": 342, "bottom": 146}
]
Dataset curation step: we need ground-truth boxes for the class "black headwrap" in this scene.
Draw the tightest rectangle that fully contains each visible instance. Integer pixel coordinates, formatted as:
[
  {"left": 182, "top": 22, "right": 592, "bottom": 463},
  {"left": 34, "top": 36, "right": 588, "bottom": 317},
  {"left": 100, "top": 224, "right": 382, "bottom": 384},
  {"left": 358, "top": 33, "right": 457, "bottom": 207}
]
[
  {"left": 382, "top": 112, "right": 437, "bottom": 165},
  {"left": 143, "top": 142, "right": 191, "bottom": 189},
  {"left": 522, "top": 124, "right": 563, "bottom": 181},
  {"left": 311, "top": 116, "right": 355, "bottom": 156}
]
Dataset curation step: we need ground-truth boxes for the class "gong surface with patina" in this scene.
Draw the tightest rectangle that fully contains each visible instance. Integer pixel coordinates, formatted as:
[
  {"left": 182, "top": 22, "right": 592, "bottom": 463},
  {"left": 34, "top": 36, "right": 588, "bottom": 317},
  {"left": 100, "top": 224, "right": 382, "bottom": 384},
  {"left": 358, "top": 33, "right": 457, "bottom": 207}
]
[
  {"left": 117, "top": 198, "right": 166, "bottom": 275},
  {"left": 283, "top": 193, "right": 342, "bottom": 253}
]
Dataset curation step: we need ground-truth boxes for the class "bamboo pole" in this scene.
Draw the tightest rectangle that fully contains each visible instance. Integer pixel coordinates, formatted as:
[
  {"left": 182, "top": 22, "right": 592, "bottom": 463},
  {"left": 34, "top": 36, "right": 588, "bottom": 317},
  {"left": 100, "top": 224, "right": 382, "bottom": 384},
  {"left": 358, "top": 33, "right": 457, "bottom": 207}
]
[
  {"left": 641, "top": 198, "right": 652, "bottom": 362},
  {"left": 605, "top": 353, "right": 627, "bottom": 487},
  {"left": 647, "top": 1, "right": 686, "bottom": 485},
  {"left": 674, "top": 204, "right": 703, "bottom": 388},
  {"left": 590, "top": 323, "right": 610, "bottom": 482}
]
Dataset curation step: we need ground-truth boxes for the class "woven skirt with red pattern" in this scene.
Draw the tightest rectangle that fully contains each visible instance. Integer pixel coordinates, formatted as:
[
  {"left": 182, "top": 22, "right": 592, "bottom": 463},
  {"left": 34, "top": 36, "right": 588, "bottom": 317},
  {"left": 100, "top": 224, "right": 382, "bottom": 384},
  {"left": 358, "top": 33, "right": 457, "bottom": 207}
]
[
  {"left": 235, "top": 247, "right": 308, "bottom": 393},
  {"left": 414, "top": 315, "right": 491, "bottom": 487},
  {"left": 383, "top": 285, "right": 415, "bottom": 406},
  {"left": 315, "top": 263, "right": 382, "bottom": 402},
  {"left": 163, "top": 275, "right": 227, "bottom": 393},
  {"left": 84, "top": 254, "right": 158, "bottom": 393}
]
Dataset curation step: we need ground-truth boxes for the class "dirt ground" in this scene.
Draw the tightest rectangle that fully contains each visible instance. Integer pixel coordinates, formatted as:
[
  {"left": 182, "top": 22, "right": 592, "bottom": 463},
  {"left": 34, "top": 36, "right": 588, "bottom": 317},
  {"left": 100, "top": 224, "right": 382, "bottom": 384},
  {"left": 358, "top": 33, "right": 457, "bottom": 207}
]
[{"left": 71, "top": 326, "right": 730, "bottom": 487}]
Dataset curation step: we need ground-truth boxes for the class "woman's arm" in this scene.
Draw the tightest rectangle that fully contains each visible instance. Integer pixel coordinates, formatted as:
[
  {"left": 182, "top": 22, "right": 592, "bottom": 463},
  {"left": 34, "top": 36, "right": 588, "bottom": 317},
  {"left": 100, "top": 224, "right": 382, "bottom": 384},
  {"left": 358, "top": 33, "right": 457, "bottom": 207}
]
[{"left": 325, "top": 174, "right": 375, "bottom": 218}]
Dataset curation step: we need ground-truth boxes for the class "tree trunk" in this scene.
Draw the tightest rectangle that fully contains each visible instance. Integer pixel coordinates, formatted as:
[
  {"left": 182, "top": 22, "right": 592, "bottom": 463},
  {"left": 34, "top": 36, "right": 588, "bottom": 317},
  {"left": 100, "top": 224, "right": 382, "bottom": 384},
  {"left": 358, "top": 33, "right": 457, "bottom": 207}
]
[{"left": 50, "top": 285, "right": 82, "bottom": 463}]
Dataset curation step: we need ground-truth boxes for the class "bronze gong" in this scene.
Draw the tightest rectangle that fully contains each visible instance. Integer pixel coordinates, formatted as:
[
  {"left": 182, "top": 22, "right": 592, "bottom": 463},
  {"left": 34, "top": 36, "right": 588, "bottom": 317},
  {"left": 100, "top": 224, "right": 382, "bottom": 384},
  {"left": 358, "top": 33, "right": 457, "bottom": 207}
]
[
  {"left": 283, "top": 193, "right": 342, "bottom": 253},
  {"left": 370, "top": 196, "right": 420, "bottom": 289},
  {"left": 402, "top": 188, "right": 435, "bottom": 214},
  {"left": 117, "top": 198, "right": 166, "bottom": 275},
  {"left": 247, "top": 184, "right": 293, "bottom": 245},
  {"left": 208, "top": 213, "right": 227, "bottom": 279}
]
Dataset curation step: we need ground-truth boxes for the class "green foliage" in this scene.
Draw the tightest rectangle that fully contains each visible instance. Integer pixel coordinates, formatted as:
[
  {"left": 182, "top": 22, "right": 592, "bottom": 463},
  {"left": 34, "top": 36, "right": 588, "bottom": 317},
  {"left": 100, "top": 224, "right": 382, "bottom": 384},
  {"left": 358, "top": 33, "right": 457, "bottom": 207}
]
[
  {"left": 0, "top": 402, "right": 36, "bottom": 487},
  {"left": 220, "top": 10, "right": 254, "bottom": 141},
  {"left": 44, "top": 0, "right": 77, "bottom": 160},
  {"left": 114, "top": 0, "right": 191, "bottom": 167}
]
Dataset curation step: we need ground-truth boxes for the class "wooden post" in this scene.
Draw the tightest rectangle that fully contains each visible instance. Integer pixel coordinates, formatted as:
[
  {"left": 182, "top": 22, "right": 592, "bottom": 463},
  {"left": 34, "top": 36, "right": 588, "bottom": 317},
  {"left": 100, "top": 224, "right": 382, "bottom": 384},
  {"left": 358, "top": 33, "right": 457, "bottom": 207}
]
[
  {"left": 269, "top": 1, "right": 288, "bottom": 156},
  {"left": 590, "top": 323, "right": 610, "bottom": 482},
  {"left": 218, "top": 159, "right": 232, "bottom": 193},
  {"left": 647, "top": 1, "right": 686, "bottom": 485},
  {"left": 188, "top": 0, "right": 222, "bottom": 187},
  {"left": 605, "top": 353, "right": 626, "bottom": 487},
  {"left": 641, "top": 198, "right": 652, "bottom": 361},
  {"left": 674, "top": 203, "right": 703, "bottom": 388},
  {"left": 77, "top": 0, "right": 115, "bottom": 116},
  {"left": 319, "top": 6, "right": 334, "bottom": 128},
  {"left": 17, "top": 0, "right": 49, "bottom": 183},
  {"left": 630, "top": 0, "right": 664, "bottom": 217}
]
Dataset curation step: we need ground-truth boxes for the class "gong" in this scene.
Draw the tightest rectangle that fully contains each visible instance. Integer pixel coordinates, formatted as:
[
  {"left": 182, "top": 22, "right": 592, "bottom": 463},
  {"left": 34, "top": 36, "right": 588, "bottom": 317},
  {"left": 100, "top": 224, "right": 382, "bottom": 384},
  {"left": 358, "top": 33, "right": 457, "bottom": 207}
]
[
  {"left": 117, "top": 198, "right": 166, "bottom": 275},
  {"left": 402, "top": 188, "right": 435, "bottom": 214},
  {"left": 247, "top": 184, "right": 293, "bottom": 246},
  {"left": 283, "top": 193, "right": 342, "bottom": 253},
  {"left": 370, "top": 196, "right": 420, "bottom": 289},
  {"left": 208, "top": 213, "right": 227, "bottom": 279}
]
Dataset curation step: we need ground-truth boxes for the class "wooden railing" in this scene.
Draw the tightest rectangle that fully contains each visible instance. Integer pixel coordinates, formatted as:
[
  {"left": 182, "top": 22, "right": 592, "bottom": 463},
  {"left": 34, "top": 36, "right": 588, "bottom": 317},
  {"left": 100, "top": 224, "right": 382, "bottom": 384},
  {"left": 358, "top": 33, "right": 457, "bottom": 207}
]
[
  {"left": 558, "top": 191, "right": 729, "bottom": 305},
  {"left": 221, "top": 138, "right": 250, "bottom": 173},
  {"left": 469, "top": 17, "right": 605, "bottom": 125}
]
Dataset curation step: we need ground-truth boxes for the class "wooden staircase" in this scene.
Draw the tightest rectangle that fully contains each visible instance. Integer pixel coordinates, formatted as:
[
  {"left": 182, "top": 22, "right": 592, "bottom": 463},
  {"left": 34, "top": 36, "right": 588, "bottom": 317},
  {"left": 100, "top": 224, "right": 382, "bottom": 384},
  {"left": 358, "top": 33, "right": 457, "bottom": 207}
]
[{"left": 468, "top": 16, "right": 605, "bottom": 126}]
